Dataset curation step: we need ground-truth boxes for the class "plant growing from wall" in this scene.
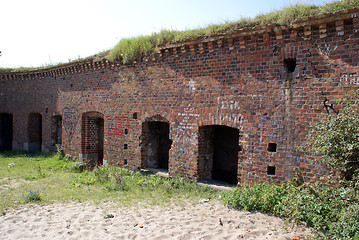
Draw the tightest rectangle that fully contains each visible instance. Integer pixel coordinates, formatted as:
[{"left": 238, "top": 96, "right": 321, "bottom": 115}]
[{"left": 305, "top": 91, "right": 359, "bottom": 182}]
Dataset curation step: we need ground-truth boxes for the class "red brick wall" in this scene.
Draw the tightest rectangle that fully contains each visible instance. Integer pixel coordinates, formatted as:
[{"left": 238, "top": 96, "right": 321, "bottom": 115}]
[{"left": 0, "top": 8, "right": 358, "bottom": 184}]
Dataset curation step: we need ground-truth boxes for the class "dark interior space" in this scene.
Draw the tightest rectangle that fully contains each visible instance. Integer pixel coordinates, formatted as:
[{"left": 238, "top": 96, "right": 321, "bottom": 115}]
[
  {"left": 0, "top": 113, "right": 13, "bottom": 152},
  {"left": 267, "top": 166, "right": 276, "bottom": 176},
  {"left": 212, "top": 125, "right": 239, "bottom": 184},
  {"left": 198, "top": 125, "right": 239, "bottom": 185},
  {"left": 52, "top": 115, "right": 62, "bottom": 146},
  {"left": 28, "top": 113, "right": 42, "bottom": 152},
  {"left": 96, "top": 117, "right": 104, "bottom": 166},
  {"left": 82, "top": 113, "right": 104, "bottom": 167},
  {"left": 142, "top": 121, "right": 171, "bottom": 170}
]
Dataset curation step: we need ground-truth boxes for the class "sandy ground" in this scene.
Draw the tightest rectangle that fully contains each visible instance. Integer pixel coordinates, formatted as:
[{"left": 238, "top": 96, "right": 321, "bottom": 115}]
[{"left": 0, "top": 200, "right": 312, "bottom": 240}]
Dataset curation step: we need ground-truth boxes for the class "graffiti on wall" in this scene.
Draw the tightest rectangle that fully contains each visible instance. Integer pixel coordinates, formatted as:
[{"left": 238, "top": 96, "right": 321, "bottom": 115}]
[
  {"left": 258, "top": 113, "right": 282, "bottom": 140},
  {"left": 107, "top": 116, "right": 130, "bottom": 137},
  {"left": 338, "top": 73, "right": 359, "bottom": 85},
  {"left": 62, "top": 106, "right": 79, "bottom": 143},
  {"left": 291, "top": 154, "right": 330, "bottom": 175},
  {"left": 217, "top": 98, "right": 242, "bottom": 125},
  {"left": 318, "top": 43, "right": 337, "bottom": 56},
  {"left": 323, "top": 98, "right": 338, "bottom": 115}
]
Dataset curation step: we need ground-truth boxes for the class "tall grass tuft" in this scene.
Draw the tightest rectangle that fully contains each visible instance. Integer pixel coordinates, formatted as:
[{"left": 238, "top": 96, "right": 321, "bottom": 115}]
[{"left": 106, "top": 0, "right": 359, "bottom": 64}]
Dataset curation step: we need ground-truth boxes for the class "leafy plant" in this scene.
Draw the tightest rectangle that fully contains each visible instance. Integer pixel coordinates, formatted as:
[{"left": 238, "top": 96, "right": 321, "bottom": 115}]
[
  {"left": 25, "top": 190, "right": 41, "bottom": 202},
  {"left": 223, "top": 180, "right": 359, "bottom": 239},
  {"left": 305, "top": 91, "right": 359, "bottom": 181}
]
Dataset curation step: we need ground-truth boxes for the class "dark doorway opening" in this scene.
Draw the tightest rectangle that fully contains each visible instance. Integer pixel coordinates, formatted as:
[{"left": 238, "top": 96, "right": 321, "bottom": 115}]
[
  {"left": 142, "top": 121, "right": 171, "bottom": 170},
  {"left": 52, "top": 115, "right": 62, "bottom": 147},
  {"left": 28, "top": 113, "right": 42, "bottom": 152},
  {"left": 0, "top": 113, "right": 13, "bottom": 152},
  {"left": 82, "top": 113, "right": 104, "bottom": 167},
  {"left": 198, "top": 125, "right": 239, "bottom": 185}
]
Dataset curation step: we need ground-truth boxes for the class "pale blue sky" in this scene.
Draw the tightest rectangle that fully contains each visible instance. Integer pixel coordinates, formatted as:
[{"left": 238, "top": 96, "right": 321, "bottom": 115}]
[{"left": 0, "top": 0, "right": 334, "bottom": 68}]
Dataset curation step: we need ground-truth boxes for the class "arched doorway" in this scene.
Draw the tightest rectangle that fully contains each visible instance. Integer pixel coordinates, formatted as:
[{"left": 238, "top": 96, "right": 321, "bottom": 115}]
[
  {"left": 198, "top": 125, "right": 240, "bottom": 185},
  {"left": 52, "top": 115, "right": 62, "bottom": 147},
  {"left": 28, "top": 113, "right": 42, "bottom": 152},
  {"left": 0, "top": 113, "right": 13, "bottom": 152},
  {"left": 82, "top": 112, "right": 104, "bottom": 167},
  {"left": 141, "top": 121, "right": 171, "bottom": 170}
]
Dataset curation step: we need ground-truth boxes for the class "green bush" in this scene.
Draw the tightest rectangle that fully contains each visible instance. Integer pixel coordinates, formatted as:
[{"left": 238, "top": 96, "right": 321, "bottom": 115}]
[
  {"left": 305, "top": 91, "right": 359, "bottom": 181},
  {"left": 223, "top": 182, "right": 359, "bottom": 239}
]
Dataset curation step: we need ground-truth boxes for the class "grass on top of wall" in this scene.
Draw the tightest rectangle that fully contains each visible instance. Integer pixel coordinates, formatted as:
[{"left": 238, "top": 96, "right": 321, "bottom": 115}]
[
  {"left": 106, "top": 0, "right": 359, "bottom": 64},
  {"left": 1, "top": 0, "right": 358, "bottom": 72}
]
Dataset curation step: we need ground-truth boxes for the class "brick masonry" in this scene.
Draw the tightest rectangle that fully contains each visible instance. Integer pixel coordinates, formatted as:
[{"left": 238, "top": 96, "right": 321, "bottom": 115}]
[{"left": 0, "top": 8, "right": 358, "bottom": 184}]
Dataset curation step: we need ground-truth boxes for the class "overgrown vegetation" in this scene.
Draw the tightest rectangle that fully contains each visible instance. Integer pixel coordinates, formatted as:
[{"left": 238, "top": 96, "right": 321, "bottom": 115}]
[
  {"left": 1, "top": 148, "right": 359, "bottom": 239},
  {"left": 1, "top": 0, "right": 358, "bottom": 72},
  {"left": 224, "top": 90, "right": 359, "bottom": 239},
  {"left": 305, "top": 91, "right": 359, "bottom": 182},
  {"left": 107, "top": 0, "right": 359, "bottom": 64},
  {"left": 223, "top": 180, "right": 359, "bottom": 240},
  {"left": 0, "top": 151, "right": 218, "bottom": 211}
]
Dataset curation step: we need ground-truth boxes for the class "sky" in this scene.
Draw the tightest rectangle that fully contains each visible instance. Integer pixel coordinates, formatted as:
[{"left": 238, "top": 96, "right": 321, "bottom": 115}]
[{"left": 0, "top": 0, "right": 335, "bottom": 68}]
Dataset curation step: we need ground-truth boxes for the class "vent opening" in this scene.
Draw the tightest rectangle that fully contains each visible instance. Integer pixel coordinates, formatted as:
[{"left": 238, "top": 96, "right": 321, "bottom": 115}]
[
  {"left": 268, "top": 143, "right": 277, "bottom": 152},
  {"left": 267, "top": 166, "right": 276, "bottom": 176}
]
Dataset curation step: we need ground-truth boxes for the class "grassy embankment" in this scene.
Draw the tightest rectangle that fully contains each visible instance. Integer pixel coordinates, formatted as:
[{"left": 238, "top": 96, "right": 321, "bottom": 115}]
[{"left": 1, "top": 0, "right": 358, "bottom": 72}]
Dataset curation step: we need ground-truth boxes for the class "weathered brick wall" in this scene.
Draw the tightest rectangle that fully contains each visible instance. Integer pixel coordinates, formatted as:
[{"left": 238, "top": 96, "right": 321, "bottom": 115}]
[{"left": 0, "top": 8, "right": 358, "bottom": 185}]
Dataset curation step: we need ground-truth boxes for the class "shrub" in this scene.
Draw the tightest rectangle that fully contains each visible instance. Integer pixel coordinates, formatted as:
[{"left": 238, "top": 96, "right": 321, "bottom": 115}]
[
  {"left": 224, "top": 181, "right": 359, "bottom": 239},
  {"left": 305, "top": 91, "right": 359, "bottom": 181}
]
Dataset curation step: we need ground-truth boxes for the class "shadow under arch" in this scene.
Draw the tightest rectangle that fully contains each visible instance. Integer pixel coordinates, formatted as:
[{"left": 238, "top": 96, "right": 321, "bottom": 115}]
[
  {"left": 81, "top": 111, "right": 104, "bottom": 167},
  {"left": 141, "top": 115, "right": 172, "bottom": 171},
  {"left": 198, "top": 124, "right": 240, "bottom": 185},
  {"left": 26, "top": 112, "right": 42, "bottom": 152}
]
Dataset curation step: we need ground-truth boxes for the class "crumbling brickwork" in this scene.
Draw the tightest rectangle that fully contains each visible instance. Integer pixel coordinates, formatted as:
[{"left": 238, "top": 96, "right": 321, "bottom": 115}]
[{"left": 0, "top": 8, "right": 358, "bottom": 185}]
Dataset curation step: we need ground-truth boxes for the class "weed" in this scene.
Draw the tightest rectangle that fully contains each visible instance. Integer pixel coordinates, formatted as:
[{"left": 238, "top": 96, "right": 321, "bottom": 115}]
[{"left": 25, "top": 190, "right": 41, "bottom": 202}]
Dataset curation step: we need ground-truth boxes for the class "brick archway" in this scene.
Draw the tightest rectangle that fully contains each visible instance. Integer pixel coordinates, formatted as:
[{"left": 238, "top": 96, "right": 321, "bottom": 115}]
[
  {"left": 141, "top": 116, "right": 172, "bottom": 170},
  {"left": 198, "top": 125, "right": 240, "bottom": 185},
  {"left": 27, "top": 113, "right": 42, "bottom": 152},
  {"left": 81, "top": 112, "right": 104, "bottom": 167}
]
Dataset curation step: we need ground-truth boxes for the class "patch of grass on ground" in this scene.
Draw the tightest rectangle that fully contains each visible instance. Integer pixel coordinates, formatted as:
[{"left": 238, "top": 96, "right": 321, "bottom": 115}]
[{"left": 0, "top": 152, "right": 219, "bottom": 212}]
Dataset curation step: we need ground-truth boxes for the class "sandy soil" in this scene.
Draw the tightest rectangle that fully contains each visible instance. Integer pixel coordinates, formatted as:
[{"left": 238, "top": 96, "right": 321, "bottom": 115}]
[{"left": 0, "top": 201, "right": 311, "bottom": 240}]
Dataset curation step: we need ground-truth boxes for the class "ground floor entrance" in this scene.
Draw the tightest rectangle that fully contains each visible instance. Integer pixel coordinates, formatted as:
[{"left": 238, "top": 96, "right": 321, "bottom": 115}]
[{"left": 198, "top": 125, "right": 239, "bottom": 185}]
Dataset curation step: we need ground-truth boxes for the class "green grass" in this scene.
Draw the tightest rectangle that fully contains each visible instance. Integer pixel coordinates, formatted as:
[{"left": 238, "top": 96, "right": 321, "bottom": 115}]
[
  {"left": 223, "top": 180, "right": 359, "bottom": 240},
  {"left": 106, "top": 0, "right": 359, "bottom": 64},
  {"left": 2, "top": 152, "right": 358, "bottom": 239},
  {"left": 1, "top": 0, "right": 358, "bottom": 73},
  {"left": 0, "top": 152, "right": 219, "bottom": 212}
]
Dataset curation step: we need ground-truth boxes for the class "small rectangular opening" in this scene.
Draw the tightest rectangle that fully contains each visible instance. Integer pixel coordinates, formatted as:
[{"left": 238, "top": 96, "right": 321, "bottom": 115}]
[
  {"left": 283, "top": 58, "right": 296, "bottom": 73},
  {"left": 124, "top": 144, "right": 128, "bottom": 149},
  {"left": 124, "top": 129, "right": 128, "bottom": 134},
  {"left": 124, "top": 159, "right": 127, "bottom": 165},
  {"left": 268, "top": 143, "right": 277, "bottom": 152},
  {"left": 267, "top": 166, "right": 276, "bottom": 176}
]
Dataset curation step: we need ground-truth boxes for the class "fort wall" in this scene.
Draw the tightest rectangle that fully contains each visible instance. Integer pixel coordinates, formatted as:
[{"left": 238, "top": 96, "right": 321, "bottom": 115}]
[{"left": 1, "top": 8, "right": 358, "bottom": 184}]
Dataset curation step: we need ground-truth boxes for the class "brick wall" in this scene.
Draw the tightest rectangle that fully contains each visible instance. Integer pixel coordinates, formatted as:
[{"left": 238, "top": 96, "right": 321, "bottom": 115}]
[{"left": 0, "top": 8, "right": 358, "bottom": 185}]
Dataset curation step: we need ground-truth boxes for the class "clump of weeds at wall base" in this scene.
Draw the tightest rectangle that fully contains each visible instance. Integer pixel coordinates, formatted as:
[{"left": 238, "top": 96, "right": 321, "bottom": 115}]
[
  {"left": 0, "top": 152, "right": 219, "bottom": 212},
  {"left": 223, "top": 179, "right": 359, "bottom": 240}
]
